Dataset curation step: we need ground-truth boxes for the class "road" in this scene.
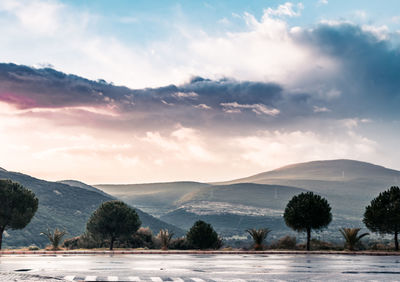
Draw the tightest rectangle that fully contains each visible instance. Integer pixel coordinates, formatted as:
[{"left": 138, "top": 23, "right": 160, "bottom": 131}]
[{"left": 1, "top": 254, "right": 400, "bottom": 281}]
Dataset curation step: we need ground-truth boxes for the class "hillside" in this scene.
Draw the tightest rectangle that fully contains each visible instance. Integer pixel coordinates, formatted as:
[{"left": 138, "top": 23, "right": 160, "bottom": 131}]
[
  {"left": 95, "top": 182, "right": 209, "bottom": 217},
  {"left": 0, "top": 169, "right": 183, "bottom": 248},
  {"left": 219, "top": 159, "right": 400, "bottom": 187},
  {"left": 216, "top": 159, "right": 400, "bottom": 217},
  {"left": 96, "top": 159, "right": 399, "bottom": 239}
]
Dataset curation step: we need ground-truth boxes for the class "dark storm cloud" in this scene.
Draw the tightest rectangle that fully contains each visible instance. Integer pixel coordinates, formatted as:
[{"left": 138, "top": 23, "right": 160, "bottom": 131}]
[
  {"left": 0, "top": 63, "right": 285, "bottom": 115},
  {"left": 1, "top": 22, "right": 400, "bottom": 133},
  {"left": 299, "top": 23, "right": 400, "bottom": 117}
]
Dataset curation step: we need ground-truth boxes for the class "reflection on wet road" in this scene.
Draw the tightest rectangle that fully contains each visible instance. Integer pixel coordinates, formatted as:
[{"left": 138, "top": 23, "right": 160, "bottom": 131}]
[{"left": 1, "top": 254, "right": 400, "bottom": 281}]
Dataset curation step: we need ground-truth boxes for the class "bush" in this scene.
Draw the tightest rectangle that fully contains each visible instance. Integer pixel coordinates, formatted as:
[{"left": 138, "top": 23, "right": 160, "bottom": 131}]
[
  {"left": 77, "top": 232, "right": 105, "bottom": 249},
  {"left": 270, "top": 236, "right": 297, "bottom": 250},
  {"left": 169, "top": 237, "right": 190, "bottom": 250},
  {"left": 186, "top": 220, "right": 221, "bottom": 250},
  {"left": 28, "top": 245, "right": 40, "bottom": 251},
  {"left": 157, "top": 229, "right": 174, "bottom": 250},
  {"left": 41, "top": 228, "right": 67, "bottom": 250},
  {"left": 246, "top": 228, "right": 271, "bottom": 250},
  {"left": 62, "top": 236, "right": 80, "bottom": 250},
  {"left": 128, "top": 227, "right": 156, "bottom": 249}
]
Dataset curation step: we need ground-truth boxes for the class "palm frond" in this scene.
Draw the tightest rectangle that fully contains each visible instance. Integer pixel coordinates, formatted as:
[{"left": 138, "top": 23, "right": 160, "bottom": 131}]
[
  {"left": 339, "top": 227, "right": 369, "bottom": 251},
  {"left": 246, "top": 228, "right": 271, "bottom": 250},
  {"left": 41, "top": 228, "right": 67, "bottom": 250}
]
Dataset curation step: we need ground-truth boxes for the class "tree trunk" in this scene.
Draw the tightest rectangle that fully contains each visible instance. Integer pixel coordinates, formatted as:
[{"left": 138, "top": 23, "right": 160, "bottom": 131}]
[
  {"left": 110, "top": 237, "right": 114, "bottom": 251},
  {"left": 306, "top": 228, "right": 311, "bottom": 251},
  {"left": 0, "top": 226, "right": 5, "bottom": 250},
  {"left": 395, "top": 231, "right": 399, "bottom": 251}
]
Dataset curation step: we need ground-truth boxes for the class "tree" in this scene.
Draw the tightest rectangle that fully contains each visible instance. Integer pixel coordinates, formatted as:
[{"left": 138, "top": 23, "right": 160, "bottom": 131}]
[
  {"left": 186, "top": 220, "right": 220, "bottom": 250},
  {"left": 363, "top": 186, "right": 400, "bottom": 251},
  {"left": 339, "top": 228, "right": 369, "bottom": 251},
  {"left": 41, "top": 228, "right": 67, "bottom": 250},
  {"left": 0, "top": 179, "right": 38, "bottom": 250},
  {"left": 246, "top": 228, "right": 271, "bottom": 250},
  {"left": 284, "top": 192, "right": 332, "bottom": 251},
  {"left": 86, "top": 200, "right": 141, "bottom": 250}
]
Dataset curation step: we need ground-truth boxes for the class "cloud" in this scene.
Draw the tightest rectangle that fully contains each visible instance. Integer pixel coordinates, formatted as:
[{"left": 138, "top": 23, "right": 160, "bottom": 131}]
[
  {"left": 313, "top": 106, "right": 331, "bottom": 113},
  {"left": 220, "top": 102, "right": 280, "bottom": 116},
  {"left": 265, "top": 2, "right": 304, "bottom": 18}
]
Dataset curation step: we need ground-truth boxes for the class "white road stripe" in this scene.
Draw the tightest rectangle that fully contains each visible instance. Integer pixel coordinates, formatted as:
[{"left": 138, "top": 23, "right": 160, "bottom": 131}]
[
  {"left": 171, "top": 278, "right": 184, "bottom": 282},
  {"left": 128, "top": 277, "right": 141, "bottom": 281},
  {"left": 150, "top": 277, "right": 163, "bottom": 282},
  {"left": 107, "top": 276, "right": 118, "bottom": 281},
  {"left": 64, "top": 276, "right": 75, "bottom": 281},
  {"left": 191, "top": 278, "right": 206, "bottom": 282},
  {"left": 85, "top": 276, "right": 97, "bottom": 281}
]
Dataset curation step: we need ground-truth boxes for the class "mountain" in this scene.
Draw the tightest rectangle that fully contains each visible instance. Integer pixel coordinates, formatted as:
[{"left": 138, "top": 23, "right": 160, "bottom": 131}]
[
  {"left": 59, "top": 180, "right": 112, "bottom": 198},
  {"left": 95, "top": 182, "right": 209, "bottom": 217},
  {"left": 217, "top": 159, "right": 400, "bottom": 217},
  {"left": 0, "top": 169, "right": 183, "bottom": 248},
  {"left": 96, "top": 160, "right": 400, "bottom": 240},
  {"left": 96, "top": 181, "right": 309, "bottom": 238}
]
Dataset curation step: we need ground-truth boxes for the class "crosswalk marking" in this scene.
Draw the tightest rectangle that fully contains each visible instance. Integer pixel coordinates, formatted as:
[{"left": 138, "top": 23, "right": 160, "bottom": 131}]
[{"left": 61, "top": 275, "right": 242, "bottom": 281}]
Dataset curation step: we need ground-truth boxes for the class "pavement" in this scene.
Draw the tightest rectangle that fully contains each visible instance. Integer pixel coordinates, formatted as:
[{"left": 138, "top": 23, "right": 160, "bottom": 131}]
[{"left": 1, "top": 253, "right": 400, "bottom": 281}]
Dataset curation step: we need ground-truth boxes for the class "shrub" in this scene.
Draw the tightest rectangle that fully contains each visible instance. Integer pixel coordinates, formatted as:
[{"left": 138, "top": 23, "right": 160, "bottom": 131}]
[
  {"left": 270, "top": 236, "right": 297, "bottom": 250},
  {"left": 339, "top": 228, "right": 369, "bottom": 251},
  {"left": 169, "top": 237, "right": 190, "bottom": 250},
  {"left": 186, "top": 220, "right": 221, "bottom": 250},
  {"left": 28, "top": 245, "right": 40, "bottom": 251},
  {"left": 62, "top": 236, "right": 80, "bottom": 250},
  {"left": 157, "top": 229, "right": 174, "bottom": 250},
  {"left": 77, "top": 232, "right": 105, "bottom": 249},
  {"left": 129, "top": 227, "right": 156, "bottom": 249},
  {"left": 246, "top": 228, "right": 271, "bottom": 250},
  {"left": 41, "top": 228, "right": 67, "bottom": 250}
]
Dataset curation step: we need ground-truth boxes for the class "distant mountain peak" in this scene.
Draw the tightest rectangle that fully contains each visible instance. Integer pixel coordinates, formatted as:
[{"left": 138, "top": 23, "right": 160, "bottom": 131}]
[{"left": 217, "top": 159, "right": 400, "bottom": 185}]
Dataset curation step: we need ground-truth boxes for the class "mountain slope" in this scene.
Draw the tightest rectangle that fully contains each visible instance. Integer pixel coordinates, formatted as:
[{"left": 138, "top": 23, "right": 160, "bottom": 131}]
[
  {"left": 95, "top": 182, "right": 209, "bottom": 217},
  {"left": 96, "top": 159, "right": 400, "bottom": 239},
  {"left": 0, "top": 169, "right": 183, "bottom": 248},
  {"left": 215, "top": 159, "right": 400, "bottom": 217},
  {"left": 219, "top": 159, "right": 400, "bottom": 186}
]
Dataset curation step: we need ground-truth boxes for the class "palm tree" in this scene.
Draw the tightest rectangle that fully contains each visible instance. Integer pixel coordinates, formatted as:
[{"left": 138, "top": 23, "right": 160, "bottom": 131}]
[
  {"left": 158, "top": 229, "right": 174, "bottom": 250},
  {"left": 41, "top": 228, "right": 67, "bottom": 250},
  {"left": 339, "top": 228, "right": 369, "bottom": 251},
  {"left": 246, "top": 228, "right": 271, "bottom": 250}
]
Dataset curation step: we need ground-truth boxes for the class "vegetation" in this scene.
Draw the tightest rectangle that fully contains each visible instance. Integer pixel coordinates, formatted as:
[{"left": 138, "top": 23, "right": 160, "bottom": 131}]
[
  {"left": 186, "top": 220, "right": 221, "bottom": 250},
  {"left": 284, "top": 192, "right": 332, "bottom": 251},
  {"left": 270, "top": 236, "right": 297, "bottom": 250},
  {"left": 86, "top": 201, "right": 141, "bottom": 250},
  {"left": 246, "top": 228, "right": 271, "bottom": 250},
  {"left": 339, "top": 228, "right": 369, "bottom": 251},
  {"left": 157, "top": 229, "right": 174, "bottom": 250},
  {"left": 364, "top": 186, "right": 400, "bottom": 251},
  {"left": 0, "top": 179, "right": 38, "bottom": 250},
  {"left": 41, "top": 228, "right": 67, "bottom": 250}
]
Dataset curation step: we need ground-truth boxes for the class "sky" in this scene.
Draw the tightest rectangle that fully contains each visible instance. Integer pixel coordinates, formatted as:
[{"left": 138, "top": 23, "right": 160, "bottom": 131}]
[{"left": 1, "top": 0, "right": 400, "bottom": 184}]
